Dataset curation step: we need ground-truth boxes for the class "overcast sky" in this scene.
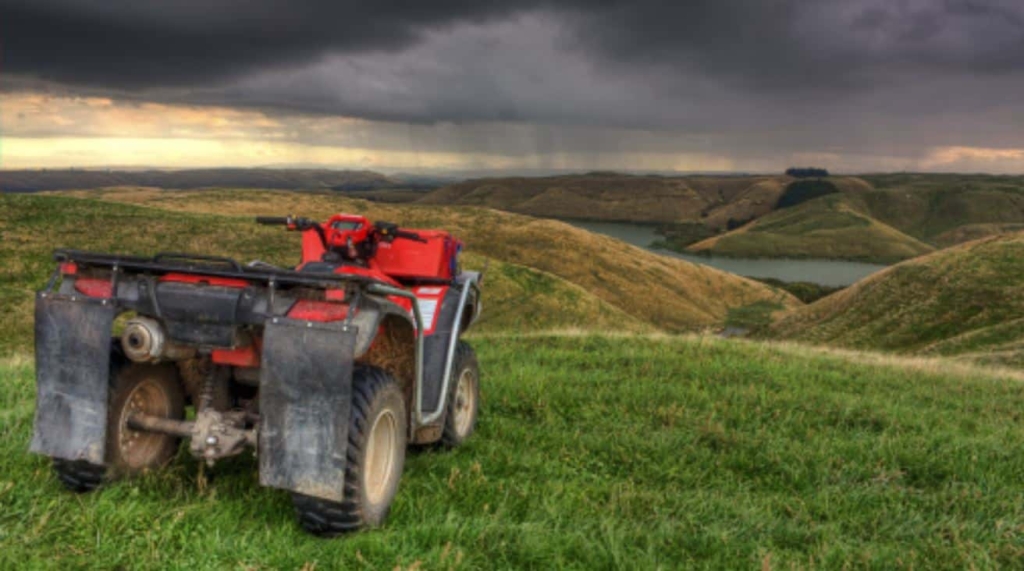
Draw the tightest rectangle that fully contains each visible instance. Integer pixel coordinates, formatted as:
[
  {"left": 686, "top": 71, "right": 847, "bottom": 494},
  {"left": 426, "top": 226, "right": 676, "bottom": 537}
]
[{"left": 3, "top": 0, "right": 1024, "bottom": 173}]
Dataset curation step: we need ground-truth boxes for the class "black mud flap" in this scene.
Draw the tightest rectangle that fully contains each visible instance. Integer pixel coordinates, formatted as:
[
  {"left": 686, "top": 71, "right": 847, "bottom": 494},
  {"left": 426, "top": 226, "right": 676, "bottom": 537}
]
[
  {"left": 30, "top": 293, "right": 116, "bottom": 464},
  {"left": 258, "top": 318, "right": 356, "bottom": 502}
]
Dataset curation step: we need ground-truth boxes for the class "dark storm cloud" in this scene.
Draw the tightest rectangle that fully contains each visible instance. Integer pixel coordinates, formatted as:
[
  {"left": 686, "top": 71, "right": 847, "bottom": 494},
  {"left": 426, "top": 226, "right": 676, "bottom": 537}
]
[
  {"left": 570, "top": 0, "right": 1024, "bottom": 91},
  {"left": 6, "top": 0, "right": 1024, "bottom": 97},
  {"left": 3, "top": 0, "right": 1024, "bottom": 163},
  {"left": 0, "top": 0, "right": 544, "bottom": 88}
]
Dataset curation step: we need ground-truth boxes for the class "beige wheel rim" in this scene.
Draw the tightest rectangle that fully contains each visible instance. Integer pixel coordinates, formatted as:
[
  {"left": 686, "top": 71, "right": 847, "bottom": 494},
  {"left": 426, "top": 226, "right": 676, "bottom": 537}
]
[
  {"left": 118, "top": 379, "right": 172, "bottom": 469},
  {"left": 453, "top": 369, "right": 476, "bottom": 437},
  {"left": 364, "top": 409, "right": 398, "bottom": 505}
]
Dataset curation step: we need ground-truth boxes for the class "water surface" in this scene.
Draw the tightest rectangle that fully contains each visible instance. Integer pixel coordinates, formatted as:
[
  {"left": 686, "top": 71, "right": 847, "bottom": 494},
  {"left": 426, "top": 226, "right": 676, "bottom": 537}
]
[{"left": 566, "top": 220, "right": 887, "bottom": 287}]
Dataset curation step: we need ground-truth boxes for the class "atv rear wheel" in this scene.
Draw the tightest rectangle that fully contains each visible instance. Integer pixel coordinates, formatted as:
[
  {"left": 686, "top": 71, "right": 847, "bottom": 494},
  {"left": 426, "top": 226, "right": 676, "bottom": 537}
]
[
  {"left": 52, "top": 459, "right": 106, "bottom": 493},
  {"left": 292, "top": 366, "right": 408, "bottom": 535},
  {"left": 441, "top": 341, "right": 479, "bottom": 448},
  {"left": 51, "top": 356, "right": 185, "bottom": 491},
  {"left": 106, "top": 362, "right": 185, "bottom": 476}
]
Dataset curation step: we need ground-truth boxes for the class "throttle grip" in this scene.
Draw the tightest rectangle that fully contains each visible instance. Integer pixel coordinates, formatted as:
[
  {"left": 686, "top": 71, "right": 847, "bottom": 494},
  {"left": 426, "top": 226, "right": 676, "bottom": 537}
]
[{"left": 256, "top": 216, "right": 290, "bottom": 226}]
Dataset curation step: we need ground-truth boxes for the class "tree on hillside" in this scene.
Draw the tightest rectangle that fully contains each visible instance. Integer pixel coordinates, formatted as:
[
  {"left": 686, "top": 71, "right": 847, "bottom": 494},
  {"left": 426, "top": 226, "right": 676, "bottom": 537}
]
[
  {"left": 776, "top": 179, "right": 840, "bottom": 209},
  {"left": 726, "top": 216, "right": 754, "bottom": 231},
  {"left": 785, "top": 167, "right": 830, "bottom": 178}
]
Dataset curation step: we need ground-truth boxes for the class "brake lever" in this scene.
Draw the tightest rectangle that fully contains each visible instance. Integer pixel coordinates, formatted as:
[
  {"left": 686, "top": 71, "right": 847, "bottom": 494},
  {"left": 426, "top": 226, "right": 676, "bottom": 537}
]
[
  {"left": 399, "top": 231, "right": 428, "bottom": 244},
  {"left": 288, "top": 216, "right": 328, "bottom": 249}
]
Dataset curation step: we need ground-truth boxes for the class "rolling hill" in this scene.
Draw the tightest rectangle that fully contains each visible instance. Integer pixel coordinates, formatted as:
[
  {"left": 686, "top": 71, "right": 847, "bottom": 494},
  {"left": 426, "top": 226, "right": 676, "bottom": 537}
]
[
  {"left": 418, "top": 172, "right": 797, "bottom": 227},
  {"left": 770, "top": 231, "right": 1024, "bottom": 367},
  {"left": 0, "top": 190, "right": 797, "bottom": 354},
  {"left": 687, "top": 193, "right": 936, "bottom": 263},
  {"left": 14, "top": 170, "right": 1024, "bottom": 264},
  {"left": 690, "top": 174, "right": 1024, "bottom": 262},
  {"left": 425, "top": 172, "right": 1024, "bottom": 263},
  {"left": 842, "top": 174, "right": 1024, "bottom": 244}
]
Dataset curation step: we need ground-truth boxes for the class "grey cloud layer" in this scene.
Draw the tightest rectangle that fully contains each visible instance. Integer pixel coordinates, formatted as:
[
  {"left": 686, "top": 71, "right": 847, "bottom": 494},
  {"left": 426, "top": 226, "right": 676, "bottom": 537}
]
[
  {"left": 0, "top": 0, "right": 539, "bottom": 87},
  {"left": 5, "top": 1, "right": 1023, "bottom": 99},
  {"left": 3, "top": 0, "right": 1024, "bottom": 165}
]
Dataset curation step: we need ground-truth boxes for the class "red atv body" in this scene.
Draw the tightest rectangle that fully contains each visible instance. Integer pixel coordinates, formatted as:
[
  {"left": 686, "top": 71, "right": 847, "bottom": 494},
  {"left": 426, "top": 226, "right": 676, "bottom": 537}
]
[{"left": 30, "top": 213, "right": 482, "bottom": 535}]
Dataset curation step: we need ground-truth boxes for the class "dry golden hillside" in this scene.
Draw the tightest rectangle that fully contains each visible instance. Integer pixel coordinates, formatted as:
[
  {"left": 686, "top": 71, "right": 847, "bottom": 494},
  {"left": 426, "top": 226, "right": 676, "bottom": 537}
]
[
  {"left": 2, "top": 193, "right": 659, "bottom": 354},
  {"left": 770, "top": 231, "right": 1024, "bottom": 367},
  {"left": 700, "top": 178, "right": 789, "bottom": 230},
  {"left": 54, "top": 188, "right": 800, "bottom": 331},
  {"left": 419, "top": 173, "right": 793, "bottom": 224},
  {"left": 687, "top": 193, "right": 935, "bottom": 263}
]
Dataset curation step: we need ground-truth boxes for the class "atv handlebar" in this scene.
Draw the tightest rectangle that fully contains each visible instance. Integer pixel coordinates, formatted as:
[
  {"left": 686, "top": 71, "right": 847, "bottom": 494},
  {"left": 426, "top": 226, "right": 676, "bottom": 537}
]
[
  {"left": 374, "top": 221, "right": 427, "bottom": 243},
  {"left": 255, "top": 216, "right": 290, "bottom": 226},
  {"left": 256, "top": 215, "right": 319, "bottom": 231},
  {"left": 256, "top": 215, "right": 427, "bottom": 252},
  {"left": 396, "top": 230, "right": 427, "bottom": 243}
]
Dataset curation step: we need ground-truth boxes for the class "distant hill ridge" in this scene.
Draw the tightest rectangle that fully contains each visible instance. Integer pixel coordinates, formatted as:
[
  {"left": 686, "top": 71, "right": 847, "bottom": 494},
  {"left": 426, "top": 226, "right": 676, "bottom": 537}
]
[
  {"left": 12, "top": 169, "right": 1024, "bottom": 264},
  {"left": 418, "top": 172, "right": 792, "bottom": 226},
  {"left": 690, "top": 174, "right": 1024, "bottom": 262},
  {"left": 0, "top": 168, "right": 398, "bottom": 192}
]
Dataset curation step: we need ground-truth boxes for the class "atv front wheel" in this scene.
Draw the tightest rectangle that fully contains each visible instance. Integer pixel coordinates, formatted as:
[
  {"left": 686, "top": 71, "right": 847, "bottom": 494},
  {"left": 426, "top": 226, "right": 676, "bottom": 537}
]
[
  {"left": 441, "top": 341, "right": 479, "bottom": 448},
  {"left": 292, "top": 366, "right": 408, "bottom": 535}
]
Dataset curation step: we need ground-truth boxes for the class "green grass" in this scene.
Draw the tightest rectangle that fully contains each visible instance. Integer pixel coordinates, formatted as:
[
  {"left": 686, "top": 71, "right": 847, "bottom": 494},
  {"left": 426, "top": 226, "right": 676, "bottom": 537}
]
[
  {"left": 750, "top": 278, "right": 844, "bottom": 304},
  {"left": 3, "top": 335, "right": 1024, "bottom": 569},
  {"left": 725, "top": 300, "right": 785, "bottom": 333}
]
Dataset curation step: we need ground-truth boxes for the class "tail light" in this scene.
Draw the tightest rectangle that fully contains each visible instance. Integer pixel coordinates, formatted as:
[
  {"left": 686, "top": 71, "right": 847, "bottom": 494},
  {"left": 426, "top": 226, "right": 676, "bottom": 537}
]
[
  {"left": 74, "top": 277, "right": 113, "bottom": 298},
  {"left": 287, "top": 300, "right": 349, "bottom": 322}
]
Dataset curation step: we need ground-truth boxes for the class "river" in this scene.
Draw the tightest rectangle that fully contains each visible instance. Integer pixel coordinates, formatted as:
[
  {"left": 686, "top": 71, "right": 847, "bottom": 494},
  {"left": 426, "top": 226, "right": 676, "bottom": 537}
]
[{"left": 566, "top": 220, "right": 887, "bottom": 287}]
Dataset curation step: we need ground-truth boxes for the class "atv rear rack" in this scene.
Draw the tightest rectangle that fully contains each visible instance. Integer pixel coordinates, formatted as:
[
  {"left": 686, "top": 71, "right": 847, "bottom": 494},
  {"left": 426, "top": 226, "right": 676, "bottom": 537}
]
[
  {"left": 52, "top": 248, "right": 386, "bottom": 291},
  {"left": 44, "top": 249, "right": 484, "bottom": 436}
]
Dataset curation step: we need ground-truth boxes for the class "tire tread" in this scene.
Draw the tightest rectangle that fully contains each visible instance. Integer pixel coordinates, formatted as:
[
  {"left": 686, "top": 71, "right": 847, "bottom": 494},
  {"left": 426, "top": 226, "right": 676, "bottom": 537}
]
[
  {"left": 292, "top": 365, "right": 405, "bottom": 536},
  {"left": 441, "top": 341, "right": 480, "bottom": 448}
]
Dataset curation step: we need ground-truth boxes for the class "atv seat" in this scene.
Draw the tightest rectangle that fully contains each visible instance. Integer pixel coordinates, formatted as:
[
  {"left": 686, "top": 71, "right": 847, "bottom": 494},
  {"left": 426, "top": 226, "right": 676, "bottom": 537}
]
[{"left": 298, "top": 262, "right": 342, "bottom": 274}]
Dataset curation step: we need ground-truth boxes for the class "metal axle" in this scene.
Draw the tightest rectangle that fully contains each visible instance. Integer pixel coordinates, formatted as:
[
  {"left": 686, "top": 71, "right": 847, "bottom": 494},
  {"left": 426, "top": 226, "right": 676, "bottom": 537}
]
[{"left": 127, "top": 412, "right": 258, "bottom": 465}]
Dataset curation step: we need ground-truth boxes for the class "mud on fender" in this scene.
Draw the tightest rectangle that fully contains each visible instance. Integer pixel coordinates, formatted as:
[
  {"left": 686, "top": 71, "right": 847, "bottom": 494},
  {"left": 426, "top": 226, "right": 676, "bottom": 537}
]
[
  {"left": 258, "top": 317, "right": 356, "bottom": 502},
  {"left": 30, "top": 293, "right": 116, "bottom": 465}
]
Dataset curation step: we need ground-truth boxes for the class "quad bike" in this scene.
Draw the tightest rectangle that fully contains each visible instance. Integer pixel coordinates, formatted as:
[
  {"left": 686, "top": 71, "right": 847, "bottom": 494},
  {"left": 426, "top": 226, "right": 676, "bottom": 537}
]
[{"left": 29, "top": 213, "right": 482, "bottom": 535}]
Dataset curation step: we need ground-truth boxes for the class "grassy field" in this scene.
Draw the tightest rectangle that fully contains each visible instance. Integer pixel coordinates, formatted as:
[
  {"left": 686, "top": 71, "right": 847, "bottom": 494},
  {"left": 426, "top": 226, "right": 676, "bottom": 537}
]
[
  {"left": 3, "top": 334, "right": 1024, "bottom": 569},
  {"left": 4, "top": 186, "right": 1024, "bottom": 568},
  {"left": 771, "top": 231, "right": 1024, "bottom": 367}
]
